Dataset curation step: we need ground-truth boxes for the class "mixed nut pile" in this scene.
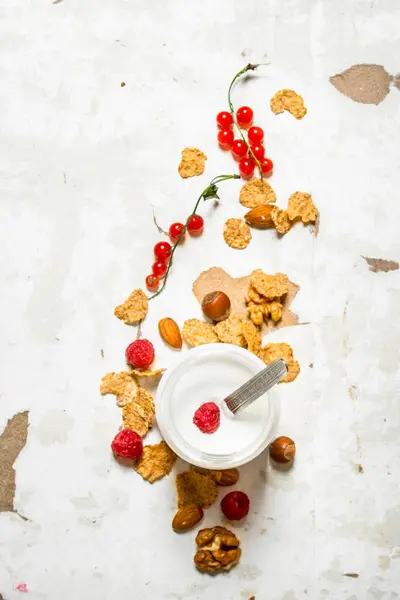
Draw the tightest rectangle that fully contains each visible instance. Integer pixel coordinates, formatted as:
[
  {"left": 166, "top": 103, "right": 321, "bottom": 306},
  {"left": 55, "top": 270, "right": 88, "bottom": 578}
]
[{"left": 100, "top": 65, "right": 314, "bottom": 575}]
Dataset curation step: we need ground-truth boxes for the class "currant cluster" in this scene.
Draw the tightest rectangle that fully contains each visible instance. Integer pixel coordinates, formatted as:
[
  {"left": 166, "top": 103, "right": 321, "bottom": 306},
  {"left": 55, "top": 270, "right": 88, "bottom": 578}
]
[
  {"left": 145, "top": 215, "right": 204, "bottom": 292},
  {"left": 216, "top": 108, "right": 273, "bottom": 180}
]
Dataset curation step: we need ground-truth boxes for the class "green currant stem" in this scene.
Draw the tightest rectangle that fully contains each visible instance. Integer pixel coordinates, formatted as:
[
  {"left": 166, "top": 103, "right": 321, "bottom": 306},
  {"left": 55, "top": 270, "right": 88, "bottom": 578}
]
[
  {"left": 227, "top": 63, "right": 263, "bottom": 179},
  {"left": 148, "top": 173, "right": 240, "bottom": 301}
]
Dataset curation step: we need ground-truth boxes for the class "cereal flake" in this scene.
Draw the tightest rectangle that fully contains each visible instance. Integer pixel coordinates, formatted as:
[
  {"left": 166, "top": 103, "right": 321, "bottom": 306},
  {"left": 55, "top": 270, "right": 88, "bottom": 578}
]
[
  {"left": 271, "top": 207, "right": 292, "bottom": 234},
  {"left": 241, "top": 320, "right": 262, "bottom": 354},
  {"left": 287, "top": 192, "right": 318, "bottom": 224},
  {"left": 239, "top": 179, "right": 276, "bottom": 208},
  {"left": 114, "top": 289, "right": 148, "bottom": 324},
  {"left": 258, "top": 342, "right": 300, "bottom": 383},
  {"left": 100, "top": 371, "right": 139, "bottom": 407},
  {"left": 178, "top": 148, "right": 207, "bottom": 178},
  {"left": 270, "top": 89, "right": 307, "bottom": 120},
  {"left": 182, "top": 319, "right": 219, "bottom": 347},
  {"left": 134, "top": 441, "right": 177, "bottom": 483},
  {"left": 176, "top": 470, "right": 218, "bottom": 508},
  {"left": 251, "top": 270, "right": 290, "bottom": 299},
  {"left": 214, "top": 312, "right": 247, "bottom": 347},
  {"left": 131, "top": 368, "right": 165, "bottom": 379},
  {"left": 223, "top": 218, "right": 251, "bottom": 250},
  {"left": 122, "top": 388, "right": 155, "bottom": 437}
]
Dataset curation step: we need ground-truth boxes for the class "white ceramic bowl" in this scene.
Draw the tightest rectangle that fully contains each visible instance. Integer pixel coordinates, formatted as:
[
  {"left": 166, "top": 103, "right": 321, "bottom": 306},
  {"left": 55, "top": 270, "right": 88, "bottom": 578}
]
[{"left": 156, "top": 344, "right": 280, "bottom": 469}]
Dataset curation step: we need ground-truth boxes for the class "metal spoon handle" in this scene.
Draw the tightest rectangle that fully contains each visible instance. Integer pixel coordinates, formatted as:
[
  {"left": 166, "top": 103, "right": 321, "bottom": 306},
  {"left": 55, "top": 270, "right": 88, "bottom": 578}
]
[{"left": 223, "top": 358, "right": 287, "bottom": 415}]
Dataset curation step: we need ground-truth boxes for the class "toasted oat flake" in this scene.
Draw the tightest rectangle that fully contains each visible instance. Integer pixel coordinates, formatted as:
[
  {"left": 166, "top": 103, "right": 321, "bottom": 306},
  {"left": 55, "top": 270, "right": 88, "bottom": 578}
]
[
  {"left": 213, "top": 312, "right": 247, "bottom": 347},
  {"left": 259, "top": 342, "right": 300, "bottom": 383},
  {"left": 134, "top": 441, "right": 177, "bottom": 483},
  {"left": 122, "top": 388, "right": 155, "bottom": 437},
  {"left": 270, "top": 89, "right": 307, "bottom": 120},
  {"left": 131, "top": 368, "right": 165, "bottom": 379},
  {"left": 114, "top": 289, "right": 148, "bottom": 324},
  {"left": 239, "top": 179, "right": 276, "bottom": 208},
  {"left": 182, "top": 319, "right": 219, "bottom": 347},
  {"left": 251, "top": 270, "right": 290, "bottom": 299},
  {"left": 178, "top": 148, "right": 207, "bottom": 178},
  {"left": 287, "top": 192, "right": 318, "bottom": 224},
  {"left": 176, "top": 470, "right": 218, "bottom": 508},
  {"left": 223, "top": 218, "right": 251, "bottom": 250},
  {"left": 271, "top": 207, "right": 292, "bottom": 234},
  {"left": 241, "top": 320, "right": 262, "bottom": 354},
  {"left": 100, "top": 371, "right": 139, "bottom": 407}
]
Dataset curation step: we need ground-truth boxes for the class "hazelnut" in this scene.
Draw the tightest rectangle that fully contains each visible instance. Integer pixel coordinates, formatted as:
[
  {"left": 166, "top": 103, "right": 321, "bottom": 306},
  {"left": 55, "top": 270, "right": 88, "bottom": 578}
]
[
  {"left": 201, "top": 291, "right": 231, "bottom": 322},
  {"left": 269, "top": 436, "right": 296, "bottom": 464}
]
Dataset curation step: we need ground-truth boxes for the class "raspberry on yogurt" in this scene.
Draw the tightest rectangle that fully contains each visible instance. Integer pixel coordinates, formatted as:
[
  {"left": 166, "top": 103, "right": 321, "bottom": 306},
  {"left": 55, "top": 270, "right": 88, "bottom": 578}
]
[{"left": 193, "top": 402, "right": 220, "bottom": 434}]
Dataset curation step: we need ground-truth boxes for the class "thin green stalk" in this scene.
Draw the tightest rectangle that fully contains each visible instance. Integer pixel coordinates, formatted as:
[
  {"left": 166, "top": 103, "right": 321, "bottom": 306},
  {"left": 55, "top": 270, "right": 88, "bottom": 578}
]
[{"left": 148, "top": 174, "right": 240, "bottom": 301}]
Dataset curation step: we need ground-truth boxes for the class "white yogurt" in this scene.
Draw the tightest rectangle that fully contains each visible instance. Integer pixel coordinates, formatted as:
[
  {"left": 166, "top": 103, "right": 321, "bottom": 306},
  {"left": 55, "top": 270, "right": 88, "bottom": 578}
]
[{"left": 156, "top": 344, "right": 280, "bottom": 469}]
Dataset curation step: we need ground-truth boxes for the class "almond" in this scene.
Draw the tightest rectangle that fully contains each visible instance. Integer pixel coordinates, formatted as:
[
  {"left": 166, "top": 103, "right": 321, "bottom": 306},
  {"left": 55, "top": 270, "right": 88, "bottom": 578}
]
[
  {"left": 159, "top": 318, "right": 182, "bottom": 349},
  {"left": 172, "top": 505, "right": 204, "bottom": 533},
  {"left": 244, "top": 205, "right": 274, "bottom": 229},
  {"left": 213, "top": 468, "right": 239, "bottom": 487}
]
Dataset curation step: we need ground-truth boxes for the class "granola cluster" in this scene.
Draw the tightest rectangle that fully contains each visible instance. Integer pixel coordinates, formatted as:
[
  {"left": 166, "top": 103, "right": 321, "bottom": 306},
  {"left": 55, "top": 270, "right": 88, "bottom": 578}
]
[{"left": 270, "top": 89, "right": 307, "bottom": 120}]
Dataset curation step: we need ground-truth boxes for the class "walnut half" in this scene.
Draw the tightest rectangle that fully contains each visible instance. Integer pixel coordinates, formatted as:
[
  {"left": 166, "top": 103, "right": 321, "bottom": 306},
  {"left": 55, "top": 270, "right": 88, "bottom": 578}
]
[{"left": 194, "top": 526, "right": 241, "bottom": 574}]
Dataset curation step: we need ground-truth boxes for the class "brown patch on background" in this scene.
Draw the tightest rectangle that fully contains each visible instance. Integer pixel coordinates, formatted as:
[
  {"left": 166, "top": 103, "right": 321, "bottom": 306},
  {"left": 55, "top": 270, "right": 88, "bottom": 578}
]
[
  {"left": 393, "top": 74, "right": 400, "bottom": 90},
  {"left": 310, "top": 211, "right": 320, "bottom": 237},
  {"left": 343, "top": 573, "right": 359, "bottom": 578},
  {"left": 0, "top": 411, "right": 29, "bottom": 512},
  {"left": 362, "top": 256, "right": 399, "bottom": 273},
  {"left": 358, "top": 464, "right": 364, "bottom": 474},
  {"left": 330, "top": 64, "right": 392, "bottom": 105},
  {"left": 192, "top": 267, "right": 299, "bottom": 333}
]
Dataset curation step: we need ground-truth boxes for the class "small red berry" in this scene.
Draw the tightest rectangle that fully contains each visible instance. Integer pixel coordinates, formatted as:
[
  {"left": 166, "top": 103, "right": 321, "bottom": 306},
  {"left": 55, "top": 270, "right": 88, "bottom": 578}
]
[
  {"left": 152, "top": 261, "right": 167, "bottom": 279},
  {"left": 125, "top": 339, "right": 155, "bottom": 369},
  {"left": 187, "top": 214, "right": 204, "bottom": 236},
  {"left": 216, "top": 111, "right": 233, "bottom": 130},
  {"left": 249, "top": 144, "right": 265, "bottom": 161},
  {"left": 260, "top": 157, "right": 274, "bottom": 175},
  {"left": 145, "top": 274, "right": 159, "bottom": 292},
  {"left": 220, "top": 491, "right": 250, "bottom": 521},
  {"left": 154, "top": 241, "right": 171, "bottom": 262},
  {"left": 111, "top": 429, "right": 143, "bottom": 461},
  {"left": 217, "top": 129, "right": 234, "bottom": 150},
  {"left": 169, "top": 222, "right": 185, "bottom": 244},
  {"left": 193, "top": 402, "right": 220, "bottom": 434},
  {"left": 248, "top": 126, "right": 264, "bottom": 145},
  {"left": 236, "top": 106, "right": 253, "bottom": 129},
  {"left": 231, "top": 139, "right": 248, "bottom": 161},
  {"left": 238, "top": 157, "right": 255, "bottom": 179}
]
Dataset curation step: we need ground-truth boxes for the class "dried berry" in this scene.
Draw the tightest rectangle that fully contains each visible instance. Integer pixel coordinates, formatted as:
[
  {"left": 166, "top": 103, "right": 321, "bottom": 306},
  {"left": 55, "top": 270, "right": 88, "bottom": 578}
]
[
  {"left": 125, "top": 339, "right": 155, "bottom": 369},
  {"left": 111, "top": 429, "right": 143, "bottom": 461},
  {"left": 220, "top": 491, "right": 250, "bottom": 521}
]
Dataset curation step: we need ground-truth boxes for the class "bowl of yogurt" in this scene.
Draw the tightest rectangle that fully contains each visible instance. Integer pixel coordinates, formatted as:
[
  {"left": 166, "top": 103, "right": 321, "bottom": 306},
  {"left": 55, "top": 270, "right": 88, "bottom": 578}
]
[{"left": 156, "top": 344, "right": 280, "bottom": 469}]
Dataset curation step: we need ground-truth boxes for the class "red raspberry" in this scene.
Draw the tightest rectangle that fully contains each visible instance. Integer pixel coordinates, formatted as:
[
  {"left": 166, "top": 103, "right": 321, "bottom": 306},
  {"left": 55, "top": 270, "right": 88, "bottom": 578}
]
[
  {"left": 111, "top": 429, "right": 143, "bottom": 461},
  {"left": 193, "top": 402, "right": 220, "bottom": 434},
  {"left": 125, "top": 339, "right": 154, "bottom": 369},
  {"left": 220, "top": 491, "right": 250, "bottom": 520}
]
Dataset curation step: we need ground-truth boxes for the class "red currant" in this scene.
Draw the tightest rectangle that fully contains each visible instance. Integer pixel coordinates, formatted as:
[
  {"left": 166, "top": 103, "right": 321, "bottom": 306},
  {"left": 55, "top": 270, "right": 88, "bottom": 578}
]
[
  {"left": 145, "top": 274, "right": 159, "bottom": 292},
  {"left": 154, "top": 241, "right": 171, "bottom": 262},
  {"left": 216, "top": 111, "right": 233, "bottom": 130},
  {"left": 248, "top": 126, "right": 264, "bottom": 145},
  {"left": 169, "top": 222, "right": 185, "bottom": 244},
  {"left": 260, "top": 157, "right": 274, "bottom": 175},
  {"left": 249, "top": 144, "right": 265, "bottom": 161},
  {"left": 231, "top": 139, "right": 248, "bottom": 161},
  {"left": 238, "top": 158, "right": 255, "bottom": 179},
  {"left": 187, "top": 214, "right": 204, "bottom": 236},
  {"left": 217, "top": 129, "right": 234, "bottom": 150},
  {"left": 152, "top": 261, "right": 167, "bottom": 279},
  {"left": 236, "top": 106, "right": 253, "bottom": 129}
]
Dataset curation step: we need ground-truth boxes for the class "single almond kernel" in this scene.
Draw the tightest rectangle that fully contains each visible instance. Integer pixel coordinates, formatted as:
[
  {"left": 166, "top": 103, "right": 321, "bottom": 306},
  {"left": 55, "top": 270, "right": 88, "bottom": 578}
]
[
  {"left": 159, "top": 318, "right": 182, "bottom": 349},
  {"left": 201, "top": 291, "right": 231, "bottom": 322},
  {"left": 244, "top": 205, "right": 274, "bottom": 229},
  {"left": 269, "top": 436, "right": 296, "bottom": 464},
  {"left": 214, "top": 468, "right": 239, "bottom": 486},
  {"left": 172, "top": 505, "right": 204, "bottom": 533}
]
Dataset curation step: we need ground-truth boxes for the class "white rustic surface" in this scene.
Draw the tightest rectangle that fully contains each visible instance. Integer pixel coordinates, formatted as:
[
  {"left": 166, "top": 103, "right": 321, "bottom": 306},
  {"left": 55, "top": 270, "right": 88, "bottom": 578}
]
[{"left": 0, "top": 1, "right": 399, "bottom": 599}]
